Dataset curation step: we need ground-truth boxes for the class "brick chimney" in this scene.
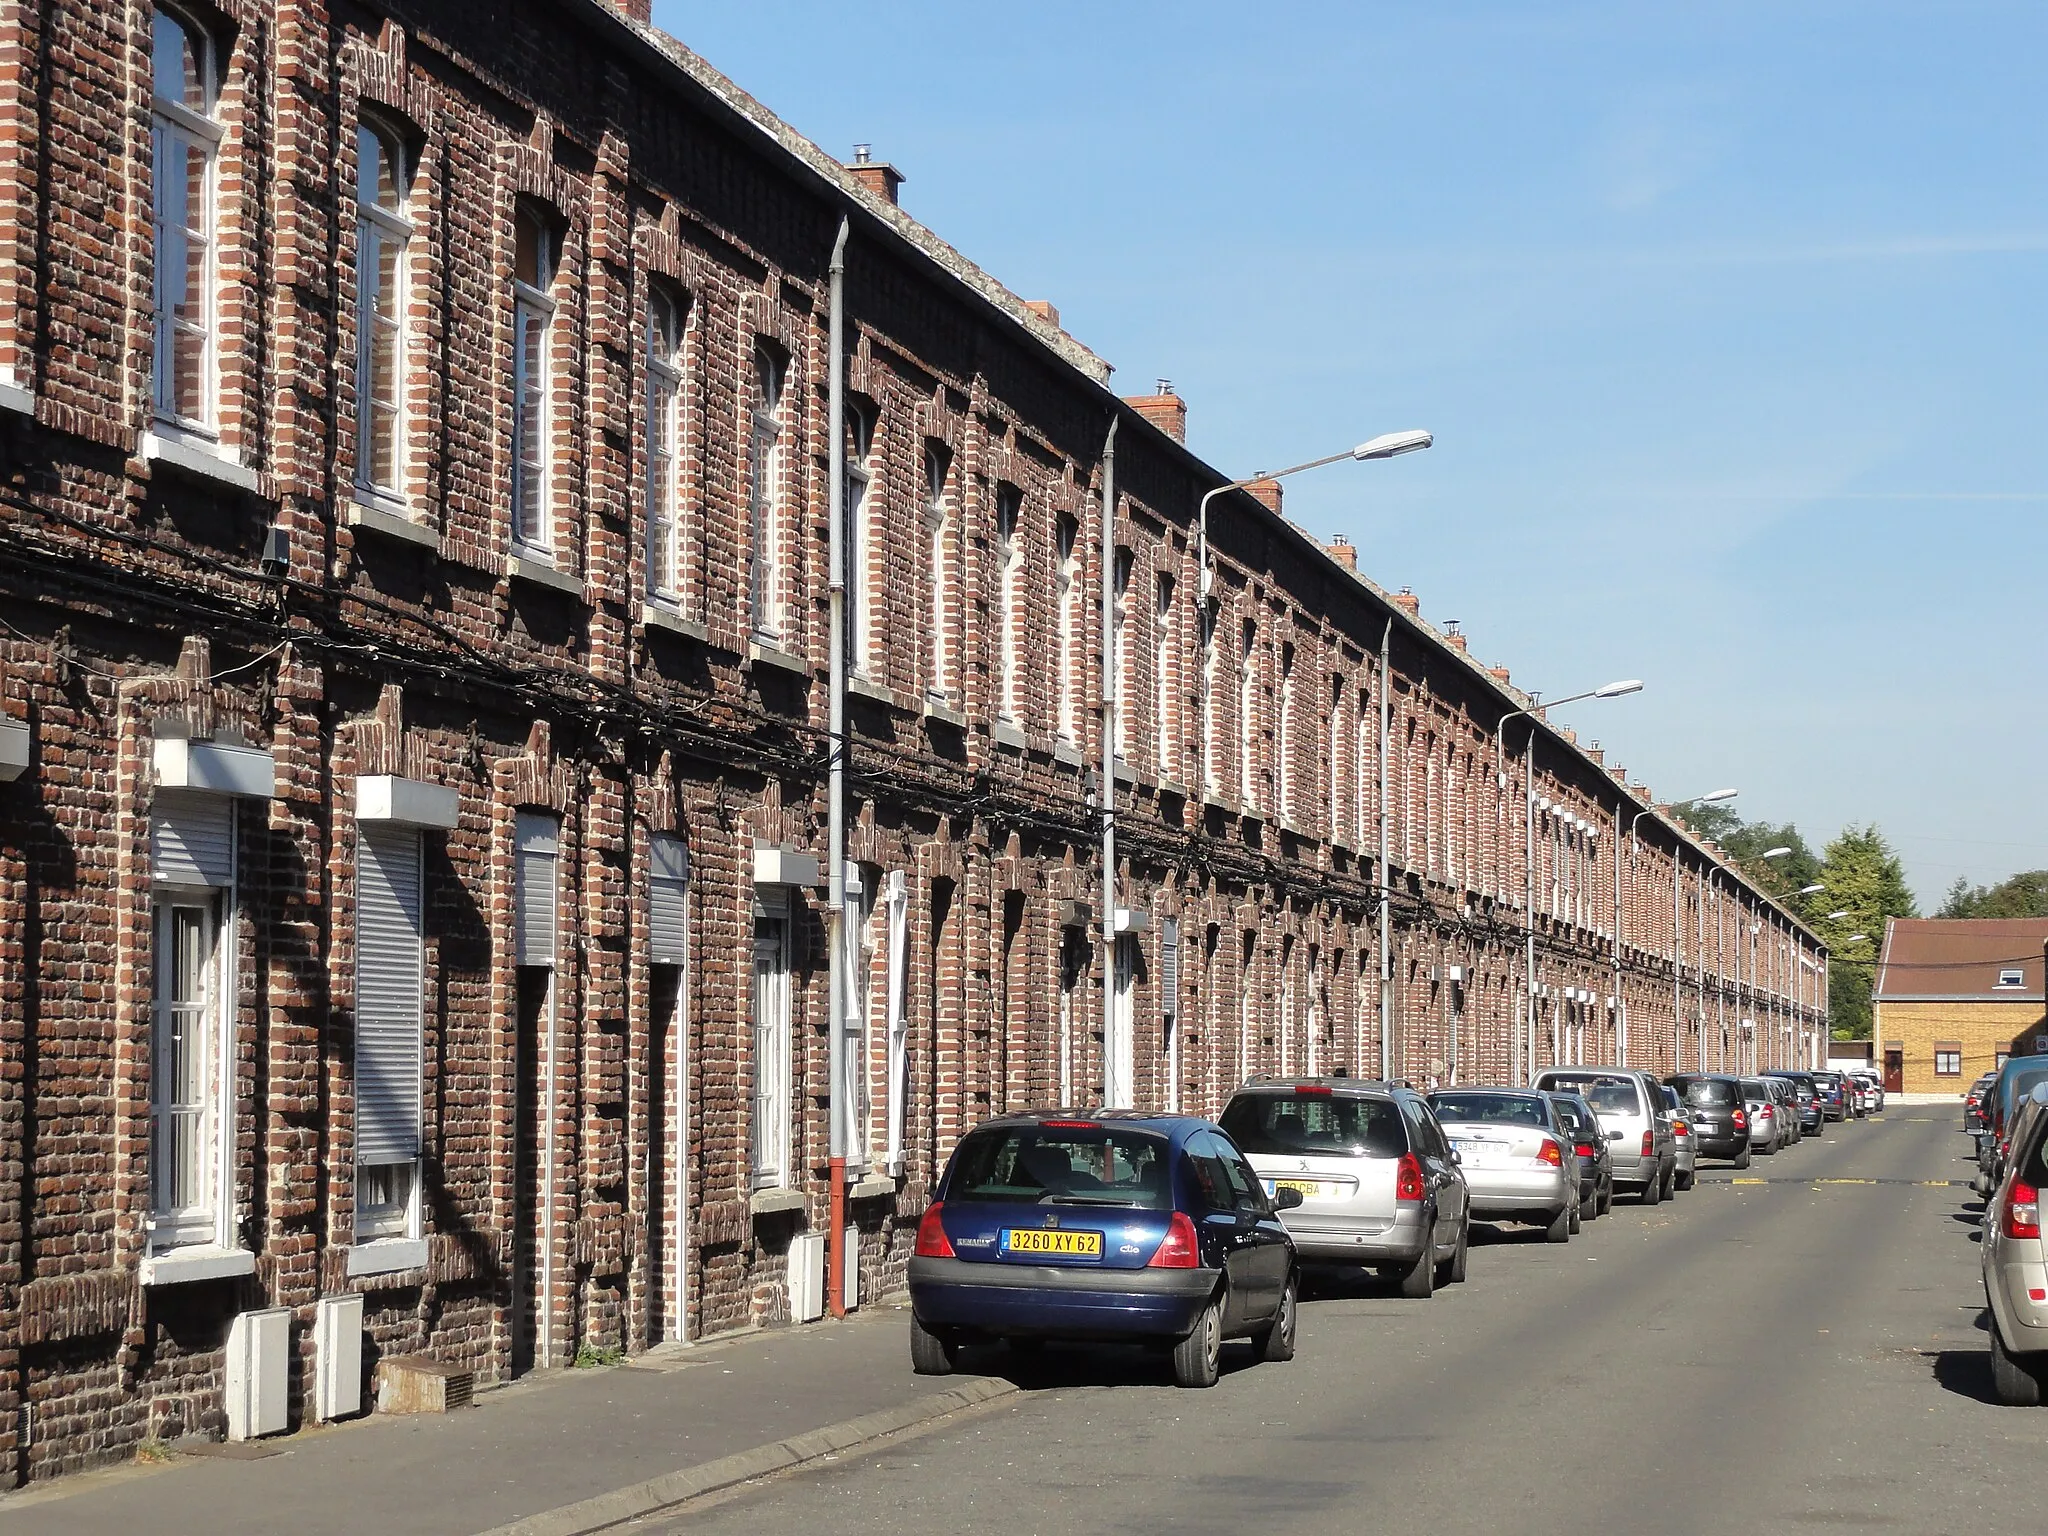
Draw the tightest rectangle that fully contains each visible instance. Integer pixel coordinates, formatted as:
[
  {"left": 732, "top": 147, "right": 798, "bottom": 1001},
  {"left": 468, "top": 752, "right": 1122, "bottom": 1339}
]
[
  {"left": 1247, "top": 478, "right": 1283, "bottom": 515},
  {"left": 1585, "top": 744, "right": 1603, "bottom": 765},
  {"left": 1392, "top": 587, "right": 1420, "bottom": 617},
  {"left": 846, "top": 144, "right": 904, "bottom": 206},
  {"left": 1487, "top": 665, "right": 1512, "bottom": 685},
  {"left": 606, "top": 0, "right": 651, "bottom": 19},
  {"left": 1324, "top": 535, "right": 1357, "bottom": 571},
  {"left": 1024, "top": 300, "right": 1060, "bottom": 329},
  {"left": 1443, "top": 619, "right": 1468, "bottom": 653},
  {"left": 1561, "top": 727, "right": 1578, "bottom": 746},
  {"left": 1124, "top": 380, "right": 1186, "bottom": 443}
]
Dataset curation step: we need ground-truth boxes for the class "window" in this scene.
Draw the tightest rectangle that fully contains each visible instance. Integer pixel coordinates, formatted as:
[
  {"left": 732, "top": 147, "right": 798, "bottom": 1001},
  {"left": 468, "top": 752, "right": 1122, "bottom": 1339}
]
[
  {"left": 1055, "top": 512, "right": 1081, "bottom": 743},
  {"left": 848, "top": 406, "right": 876, "bottom": 673},
  {"left": 1935, "top": 1046, "right": 1962, "bottom": 1078},
  {"left": 149, "top": 791, "right": 235, "bottom": 1250},
  {"left": 1238, "top": 618, "right": 1259, "bottom": 811},
  {"left": 355, "top": 122, "right": 412, "bottom": 499},
  {"left": 1276, "top": 641, "right": 1295, "bottom": 821},
  {"left": 1201, "top": 600, "right": 1222, "bottom": 798},
  {"left": 1154, "top": 571, "right": 1175, "bottom": 777},
  {"left": 1327, "top": 675, "right": 1344, "bottom": 842},
  {"left": 646, "top": 288, "right": 685, "bottom": 600},
  {"left": 150, "top": 6, "right": 220, "bottom": 430},
  {"left": 1998, "top": 969, "right": 2026, "bottom": 989},
  {"left": 994, "top": 484, "right": 1023, "bottom": 719},
  {"left": 750, "top": 345, "right": 787, "bottom": 639},
  {"left": 1356, "top": 688, "right": 1374, "bottom": 852},
  {"left": 355, "top": 824, "right": 424, "bottom": 1242},
  {"left": 751, "top": 895, "right": 792, "bottom": 1187},
  {"left": 1110, "top": 547, "right": 1133, "bottom": 757},
  {"left": 924, "top": 445, "right": 953, "bottom": 696},
  {"left": 511, "top": 207, "right": 556, "bottom": 551},
  {"left": 845, "top": 864, "right": 877, "bottom": 1166}
]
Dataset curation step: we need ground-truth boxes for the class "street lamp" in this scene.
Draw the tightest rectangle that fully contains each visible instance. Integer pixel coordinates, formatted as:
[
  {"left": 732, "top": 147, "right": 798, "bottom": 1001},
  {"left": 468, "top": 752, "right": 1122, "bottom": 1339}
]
[
  {"left": 1622, "top": 787, "right": 1732, "bottom": 1075},
  {"left": 1798, "top": 883, "right": 1825, "bottom": 895},
  {"left": 1495, "top": 678, "right": 1643, "bottom": 1083},
  {"left": 1761, "top": 847, "right": 1793, "bottom": 860},
  {"left": 1826, "top": 910, "right": 1849, "bottom": 921},
  {"left": 1845, "top": 934, "right": 1869, "bottom": 944},
  {"left": 1195, "top": 430, "right": 1432, "bottom": 595}
]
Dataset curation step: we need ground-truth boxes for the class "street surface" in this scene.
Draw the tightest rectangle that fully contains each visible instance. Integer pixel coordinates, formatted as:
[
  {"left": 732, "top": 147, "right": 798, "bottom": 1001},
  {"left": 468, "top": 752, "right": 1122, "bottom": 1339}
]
[{"left": 664, "top": 1114, "right": 2021, "bottom": 1536}]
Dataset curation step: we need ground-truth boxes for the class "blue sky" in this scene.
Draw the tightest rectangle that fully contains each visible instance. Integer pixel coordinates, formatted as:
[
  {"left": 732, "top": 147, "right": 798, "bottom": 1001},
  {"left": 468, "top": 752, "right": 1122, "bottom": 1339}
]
[{"left": 653, "top": 0, "right": 2047, "bottom": 908}]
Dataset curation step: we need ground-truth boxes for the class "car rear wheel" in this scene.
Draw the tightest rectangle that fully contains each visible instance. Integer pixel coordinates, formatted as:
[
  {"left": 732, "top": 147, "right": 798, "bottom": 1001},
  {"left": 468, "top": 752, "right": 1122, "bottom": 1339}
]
[
  {"left": 1255, "top": 1273, "right": 1298, "bottom": 1362},
  {"left": 1568, "top": 1199, "right": 1582, "bottom": 1234},
  {"left": 1544, "top": 1205, "right": 1571, "bottom": 1243},
  {"left": 1733, "top": 1146, "right": 1752, "bottom": 1170},
  {"left": 1399, "top": 1243, "right": 1436, "bottom": 1298},
  {"left": 1640, "top": 1174, "right": 1662, "bottom": 1206},
  {"left": 1991, "top": 1323, "right": 2048, "bottom": 1406},
  {"left": 1675, "top": 1169, "right": 1695, "bottom": 1192},
  {"left": 1172, "top": 1294, "right": 1223, "bottom": 1388},
  {"left": 1441, "top": 1219, "right": 1469, "bottom": 1285},
  {"left": 1579, "top": 1187, "right": 1598, "bottom": 1223},
  {"left": 1598, "top": 1177, "right": 1613, "bottom": 1216},
  {"left": 1661, "top": 1166, "right": 1678, "bottom": 1200},
  {"left": 910, "top": 1314, "right": 957, "bottom": 1376}
]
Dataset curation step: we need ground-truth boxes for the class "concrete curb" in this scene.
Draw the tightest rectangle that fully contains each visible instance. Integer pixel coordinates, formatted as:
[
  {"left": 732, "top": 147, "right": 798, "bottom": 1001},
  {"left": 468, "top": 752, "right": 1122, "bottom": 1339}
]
[{"left": 469, "top": 1376, "right": 1018, "bottom": 1536}]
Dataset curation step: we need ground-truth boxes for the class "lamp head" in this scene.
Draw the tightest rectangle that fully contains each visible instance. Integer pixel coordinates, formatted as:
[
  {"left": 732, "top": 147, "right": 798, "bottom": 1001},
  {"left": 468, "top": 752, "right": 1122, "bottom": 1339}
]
[
  {"left": 1353, "top": 429, "right": 1433, "bottom": 461},
  {"left": 1699, "top": 788, "right": 1738, "bottom": 803},
  {"left": 1761, "top": 846, "right": 1793, "bottom": 860},
  {"left": 1595, "top": 679, "right": 1644, "bottom": 699}
]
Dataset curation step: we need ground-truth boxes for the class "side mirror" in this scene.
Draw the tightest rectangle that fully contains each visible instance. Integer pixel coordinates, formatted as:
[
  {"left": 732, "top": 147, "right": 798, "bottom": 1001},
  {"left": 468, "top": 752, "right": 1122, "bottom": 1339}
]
[
  {"left": 1273, "top": 1186, "right": 1305, "bottom": 1211},
  {"left": 1449, "top": 1148, "right": 1463, "bottom": 1165},
  {"left": 1608, "top": 1130, "right": 1625, "bottom": 1142}
]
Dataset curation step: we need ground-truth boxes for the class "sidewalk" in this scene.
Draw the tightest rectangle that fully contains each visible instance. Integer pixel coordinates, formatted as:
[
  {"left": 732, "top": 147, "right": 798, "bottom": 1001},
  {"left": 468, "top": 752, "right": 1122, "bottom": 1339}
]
[{"left": 0, "top": 1304, "right": 1009, "bottom": 1536}]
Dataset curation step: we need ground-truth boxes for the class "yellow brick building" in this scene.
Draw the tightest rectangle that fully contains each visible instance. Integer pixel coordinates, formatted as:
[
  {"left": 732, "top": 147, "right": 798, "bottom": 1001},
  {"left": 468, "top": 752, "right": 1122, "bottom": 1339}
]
[{"left": 1873, "top": 918, "right": 2048, "bottom": 1094}]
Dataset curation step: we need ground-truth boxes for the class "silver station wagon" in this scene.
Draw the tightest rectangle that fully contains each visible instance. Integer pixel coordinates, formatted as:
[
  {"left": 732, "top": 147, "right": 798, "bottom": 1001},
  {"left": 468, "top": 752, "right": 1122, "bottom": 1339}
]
[
  {"left": 1983, "top": 1081, "right": 2048, "bottom": 1404},
  {"left": 1427, "top": 1088, "right": 1578, "bottom": 1243}
]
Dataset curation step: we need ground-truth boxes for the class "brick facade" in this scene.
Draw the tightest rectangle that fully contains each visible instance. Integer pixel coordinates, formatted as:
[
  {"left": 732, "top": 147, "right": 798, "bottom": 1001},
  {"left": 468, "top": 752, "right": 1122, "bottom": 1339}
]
[{"left": 0, "top": 0, "right": 1828, "bottom": 1481}]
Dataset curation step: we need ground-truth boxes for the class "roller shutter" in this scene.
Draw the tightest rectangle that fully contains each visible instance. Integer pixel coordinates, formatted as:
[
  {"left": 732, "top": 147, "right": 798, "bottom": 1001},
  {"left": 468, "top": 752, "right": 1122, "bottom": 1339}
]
[
  {"left": 152, "top": 792, "right": 234, "bottom": 888},
  {"left": 515, "top": 812, "right": 559, "bottom": 967},
  {"left": 650, "top": 833, "right": 689, "bottom": 966},
  {"left": 355, "top": 824, "right": 423, "bottom": 1167}
]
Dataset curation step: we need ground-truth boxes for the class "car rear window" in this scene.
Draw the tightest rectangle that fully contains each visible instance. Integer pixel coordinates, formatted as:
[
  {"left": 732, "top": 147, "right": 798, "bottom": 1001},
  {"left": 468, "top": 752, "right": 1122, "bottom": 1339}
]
[
  {"left": 2005, "top": 1070, "right": 2048, "bottom": 1113},
  {"left": 1540, "top": 1074, "right": 1642, "bottom": 1116},
  {"left": 1220, "top": 1092, "right": 1407, "bottom": 1157},
  {"left": 1429, "top": 1092, "right": 1549, "bottom": 1128},
  {"left": 1683, "top": 1079, "right": 1738, "bottom": 1107},
  {"left": 946, "top": 1124, "right": 1173, "bottom": 1209},
  {"left": 1548, "top": 1098, "right": 1593, "bottom": 1137}
]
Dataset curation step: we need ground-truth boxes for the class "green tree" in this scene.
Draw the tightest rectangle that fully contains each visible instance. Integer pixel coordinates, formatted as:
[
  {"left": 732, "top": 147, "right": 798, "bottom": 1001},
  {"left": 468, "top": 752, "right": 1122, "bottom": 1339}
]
[
  {"left": 1937, "top": 870, "right": 2048, "bottom": 919},
  {"left": 1813, "top": 824, "right": 1918, "bottom": 1039}
]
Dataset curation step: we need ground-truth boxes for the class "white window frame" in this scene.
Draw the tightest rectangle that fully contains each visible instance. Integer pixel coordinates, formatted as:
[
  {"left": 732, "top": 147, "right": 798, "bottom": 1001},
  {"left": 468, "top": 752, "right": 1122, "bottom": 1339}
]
[
  {"left": 845, "top": 865, "right": 877, "bottom": 1172},
  {"left": 1154, "top": 571, "right": 1176, "bottom": 779},
  {"left": 924, "top": 444, "right": 952, "bottom": 699},
  {"left": 150, "top": 5, "right": 221, "bottom": 436},
  {"left": 751, "top": 892, "right": 792, "bottom": 1189},
  {"left": 847, "top": 408, "right": 876, "bottom": 675},
  {"left": 353, "top": 121, "right": 412, "bottom": 505},
  {"left": 1110, "top": 547, "right": 1133, "bottom": 759},
  {"left": 511, "top": 212, "right": 556, "bottom": 554},
  {"left": 882, "top": 871, "right": 910, "bottom": 1173},
  {"left": 994, "top": 484, "right": 1023, "bottom": 721},
  {"left": 151, "top": 892, "right": 230, "bottom": 1250},
  {"left": 1276, "top": 641, "right": 1295, "bottom": 822},
  {"left": 1239, "top": 618, "right": 1259, "bottom": 812},
  {"left": 749, "top": 345, "right": 786, "bottom": 642},
  {"left": 646, "top": 289, "right": 684, "bottom": 602},
  {"left": 353, "top": 823, "right": 424, "bottom": 1245},
  {"left": 1055, "top": 512, "right": 1081, "bottom": 745},
  {"left": 1201, "top": 602, "right": 1222, "bottom": 799}
]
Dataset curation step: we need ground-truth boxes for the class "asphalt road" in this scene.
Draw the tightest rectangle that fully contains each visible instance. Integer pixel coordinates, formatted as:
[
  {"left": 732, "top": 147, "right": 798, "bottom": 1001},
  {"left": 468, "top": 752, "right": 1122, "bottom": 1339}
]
[{"left": 659, "top": 1111, "right": 2029, "bottom": 1536}]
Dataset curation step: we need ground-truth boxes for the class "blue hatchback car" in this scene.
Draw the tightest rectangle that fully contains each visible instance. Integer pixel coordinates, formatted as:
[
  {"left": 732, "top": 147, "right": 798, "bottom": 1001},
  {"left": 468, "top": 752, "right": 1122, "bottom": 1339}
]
[{"left": 907, "top": 1110, "right": 1302, "bottom": 1387}]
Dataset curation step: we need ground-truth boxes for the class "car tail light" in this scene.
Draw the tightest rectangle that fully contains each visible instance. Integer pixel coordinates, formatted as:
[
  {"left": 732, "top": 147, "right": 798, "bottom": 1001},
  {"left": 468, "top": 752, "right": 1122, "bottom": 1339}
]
[
  {"left": 1395, "top": 1152, "right": 1427, "bottom": 1203},
  {"left": 914, "top": 1203, "right": 956, "bottom": 1259},
  {"left": 1535, "top": 1138, "right": 1563, "bottom": 1168},
  {"left": 1148, "top": 1210, "right": 1201, "bottom": 1268},
  {"left": 1733, "top": 1110, "right": 1747, "bottom": 1131},
  {"left": 1641, "top": 1131, "right": 1655, "bottom": 1158},
  {"left": 1040, "top": 1119, "right": 1100, "bottom": 1130},
  {"left": 2004, "top": 1180, "right": 2041, "bottom": 1241},
  {"left": 1671, "top": 1119, "right": 1690, "bottom": 1136},
  {"left": 1575, "top": 1142, "right": 1596, "bottom": 1159},
  {"left": 1294, "top": 1085, "right": 1333, "bottom": 1097}
]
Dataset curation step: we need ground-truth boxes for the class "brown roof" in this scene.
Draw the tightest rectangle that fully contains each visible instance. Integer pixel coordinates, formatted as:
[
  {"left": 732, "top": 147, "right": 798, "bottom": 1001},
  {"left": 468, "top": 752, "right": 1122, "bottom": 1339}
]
[{"left": 1874, "top": 918, "right": 2048, "bottom": 1002}]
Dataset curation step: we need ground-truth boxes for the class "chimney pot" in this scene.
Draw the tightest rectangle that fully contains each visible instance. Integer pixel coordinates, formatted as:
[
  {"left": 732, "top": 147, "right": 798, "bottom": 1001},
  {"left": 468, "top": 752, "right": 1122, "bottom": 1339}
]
[
  {"left": 1487, "top": 665, "right": 1512, "bottom": 683},
  {"left": 1392, "top": 587, "right": 1420, "bottom": 617},
  {"left": 1024, "top": 300, "right": 1061, "bottom": 329},
  {"left": 1447, "top": 632, "right": 1469, "bottom": 652},
  {"left": 1324, "top": 535, "right": 1357, "bottom": 571},
  {"left": 1124, "top": 390, "right": 1187, "bottom": 443},
  {"left": 846, "top": 151, "right": 904, "bottom": 206}
]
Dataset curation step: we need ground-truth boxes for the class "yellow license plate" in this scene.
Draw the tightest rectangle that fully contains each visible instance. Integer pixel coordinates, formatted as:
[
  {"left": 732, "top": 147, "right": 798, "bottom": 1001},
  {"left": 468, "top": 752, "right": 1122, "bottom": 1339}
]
[
  {"left": 1272, "top": 1179, "right": 1324, "bottom": 1198},
  {"left": 1003, "top": 1228, "right": 1103, "bottom": 1257}
]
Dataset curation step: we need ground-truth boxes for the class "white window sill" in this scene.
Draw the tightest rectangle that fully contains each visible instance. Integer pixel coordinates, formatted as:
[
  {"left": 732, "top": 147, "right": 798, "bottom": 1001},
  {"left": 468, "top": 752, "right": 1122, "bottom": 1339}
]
[
  {"left": 992, "top": 720, "right": 1027, "bottom": 752},
  {"left": 0, "top": 718, "right": 29, "bottom": 782},
  {"left": 749, "top": 1187, "right": 806, "bottom": 1217},
  {"left": 348, "top": 495, "right": 438, "bottom": 550},
  {"left": 848, "top": 674, "right": 911, "bottom": 710},
  {"left": 921, "top": 697, "right": 967, "bottom": 730},
  {"left": 347, "top": 1237, "right": 429, "bottom": 1277},
  {"left": 746, "top": 640, "right": 810, "bottom": 677},
  {"left": 849, "top": 1173, "right": 898, "bottom": 1201},
  {"left": 142, "top": 430, "right": 263, "bottom": 495},
  {"left": 506, "top": 551, "right": 584, "bottom": 598},
  {"left": 641, "top": 603, "right": 709, "bottom": 643},
  {"left": 1051, "top": 740, "right": 1084, "bottom": 768},
  {"left": 0, "top": 372, "right": 30, "bottom": 417},
  {"left": 140, "top": 1245, "right": 257, "bottom": 1287}
]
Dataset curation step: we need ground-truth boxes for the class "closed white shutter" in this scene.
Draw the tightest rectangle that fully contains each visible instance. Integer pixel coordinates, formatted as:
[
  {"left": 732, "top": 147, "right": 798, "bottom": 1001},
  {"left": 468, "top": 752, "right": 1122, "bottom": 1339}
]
[
  {"left": 650, "top": 833, "right": 688, "bottom": 966},
  {"left": 515, "top": 812, "right": 559, "bottom": 967},
  {"left": 1160, "top": 918, "right": 1180, "bottom": 1022},
  {"left": 152, "top": 791, "right": 234, "bottom": 888},
  {"left": 355, "top": 825, "right": 423, "bottom": 1167}
]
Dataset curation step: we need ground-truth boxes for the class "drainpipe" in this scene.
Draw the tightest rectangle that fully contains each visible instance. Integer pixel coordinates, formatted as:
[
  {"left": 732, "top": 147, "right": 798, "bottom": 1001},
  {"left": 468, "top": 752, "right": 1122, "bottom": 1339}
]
[
  {"left": 1100, "top": 417, "right": 1119, "bottom": 1105},
  {"left": 1376, "top": 617, "right": 1392, "bottom": 1083},
  {"left": 824, "top": 216, "right": 850, "bottom": 1318},
  {"left": 1613, "top": 803, "right": 1625, "bottom": 1065}
]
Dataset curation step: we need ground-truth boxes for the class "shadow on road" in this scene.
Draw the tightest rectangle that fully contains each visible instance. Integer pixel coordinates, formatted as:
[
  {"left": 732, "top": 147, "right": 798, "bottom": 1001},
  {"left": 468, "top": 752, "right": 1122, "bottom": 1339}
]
[
  {"left": 956, "top": 1338, "right": 1261, "bottom": 1392},
  {"left": 1931, "top": 1348, "right": 2000, "bottom": 1405}
]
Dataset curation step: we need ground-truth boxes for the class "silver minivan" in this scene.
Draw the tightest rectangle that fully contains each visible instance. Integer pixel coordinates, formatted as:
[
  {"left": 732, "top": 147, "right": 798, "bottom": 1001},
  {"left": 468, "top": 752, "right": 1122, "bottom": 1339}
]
[
  {"left": 1982, "top": 1081, "right": 2048, "bottom": 1404},
  {"left": 1532, "top": 1067, "right": 1676, "bottom": 1203},
  {"left": 1221, "top": 1078, "right": 1471, "bottom": 1298}
]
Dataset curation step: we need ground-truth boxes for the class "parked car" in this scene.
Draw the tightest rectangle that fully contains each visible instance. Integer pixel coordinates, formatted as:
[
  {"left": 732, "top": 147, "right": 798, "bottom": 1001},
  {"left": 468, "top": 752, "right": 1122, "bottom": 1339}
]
[
  {"left": 1545, "top": 1090, "right": 1614, "bottom": 1221},
  {"left": 1666, "top": 1073, "right": 1752, "bottom": 1169},
  {"left": 1764, "top": 1070, "right": 1825, "bottom": 1136},
  {"left": 1855, "top": 1069, "right": 1885, "bottom": 1114},
  {"left": 1426, "top": 1088, "right": 1579, "bottom": 1242},
  {"left": 1660, "top": 1084, "right": 1699, "bottom": 1190},
  {"left": 1810, "top": 1070, "right": 1851, "bottom": 1122},
  {"left": 906, "top": 1110, "right": 1301, "bottom": 1387},
  {"left": 1219, "top": 1078, "right": 1469, "bottom": 1299},
  {"left": 1979, "top": 1055, "right": 2048, "bottom": 1191},
  {"left": 1981, "top": 1081, "right": 2048, "bottom": 1404},
  {"left": 1763, "top": 1075, "right": 1802, "bottom": 1145},
  {"left": 1738, "top": 1077, "right": 1782, "bottom": 1154},
  {"left": 1966, "top": 1072, "right": 2000, "bottom": 1133},
  {"left": 1530, "top": 1067, "right": 1676, "bottom": 1204}
]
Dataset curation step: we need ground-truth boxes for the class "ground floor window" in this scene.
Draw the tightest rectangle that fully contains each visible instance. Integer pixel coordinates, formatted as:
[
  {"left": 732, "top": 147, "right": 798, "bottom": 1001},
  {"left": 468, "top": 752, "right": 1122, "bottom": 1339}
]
[
  {"left": 752, "top": 896, "right": 792, "bottom": 1189},
  {"left": 1934, "top": 1044, "right": 1962, "bottom": 1077},
  {"left": 153, "top": 896, "right": 223, "bottom": 1247}
]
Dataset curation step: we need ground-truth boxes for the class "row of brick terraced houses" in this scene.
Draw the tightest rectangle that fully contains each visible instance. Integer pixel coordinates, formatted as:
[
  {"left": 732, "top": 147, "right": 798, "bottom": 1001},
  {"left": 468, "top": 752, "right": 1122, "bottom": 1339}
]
[{"left": 0, "top": 0, "right": 1828, "bottom": 1480}]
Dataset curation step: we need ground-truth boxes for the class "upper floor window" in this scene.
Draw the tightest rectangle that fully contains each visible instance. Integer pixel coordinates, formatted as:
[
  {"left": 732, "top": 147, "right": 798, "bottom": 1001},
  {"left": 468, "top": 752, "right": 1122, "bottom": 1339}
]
[
  {"left": 994, "top": 484, "right": 1023, "bottom": 720},
  {"left": 749, "top": 345, "right": 787, "bottom": 639},
  {"left": 1154, "top": 571, "right": 1175, "bottom": 777},
  {"left": 1239, "top": 617, "right": 1259, "bottom": 810},
  {"left": 1327, "top": 674, "right": 1345, "bottom": 841},
  {"left": 847, "top": 404, "right": 877, "bottom": 673},
  {"left": 150, "top": 6, "right": 220, "bottom": 431},
  {"left": 511, "top": 206, "right": 557, "bottom": 551},
  {"left": 646, "top": 287, "right": 685, "bottom": 600},
  {"left": 1275, "top": 641, "right": 1296, "bottom": 820},
  {"left": 1201, "top": 600, "right": 1222, "bottom": 798},
  {"left": 1998, "top": 968, "right": 2026, "bottom": 988},
  {"left": 1110, "top": 546, "right": 1134, "bottom": 756},
  {"left": 355, "top": 122, "right": 412, "bottom": 499},
  {"left": 924, "top": 444, "right": 953, "bottom": 696},
  {"left": 1055, "top": 511, "right": 1081, "bottom": 743}
]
